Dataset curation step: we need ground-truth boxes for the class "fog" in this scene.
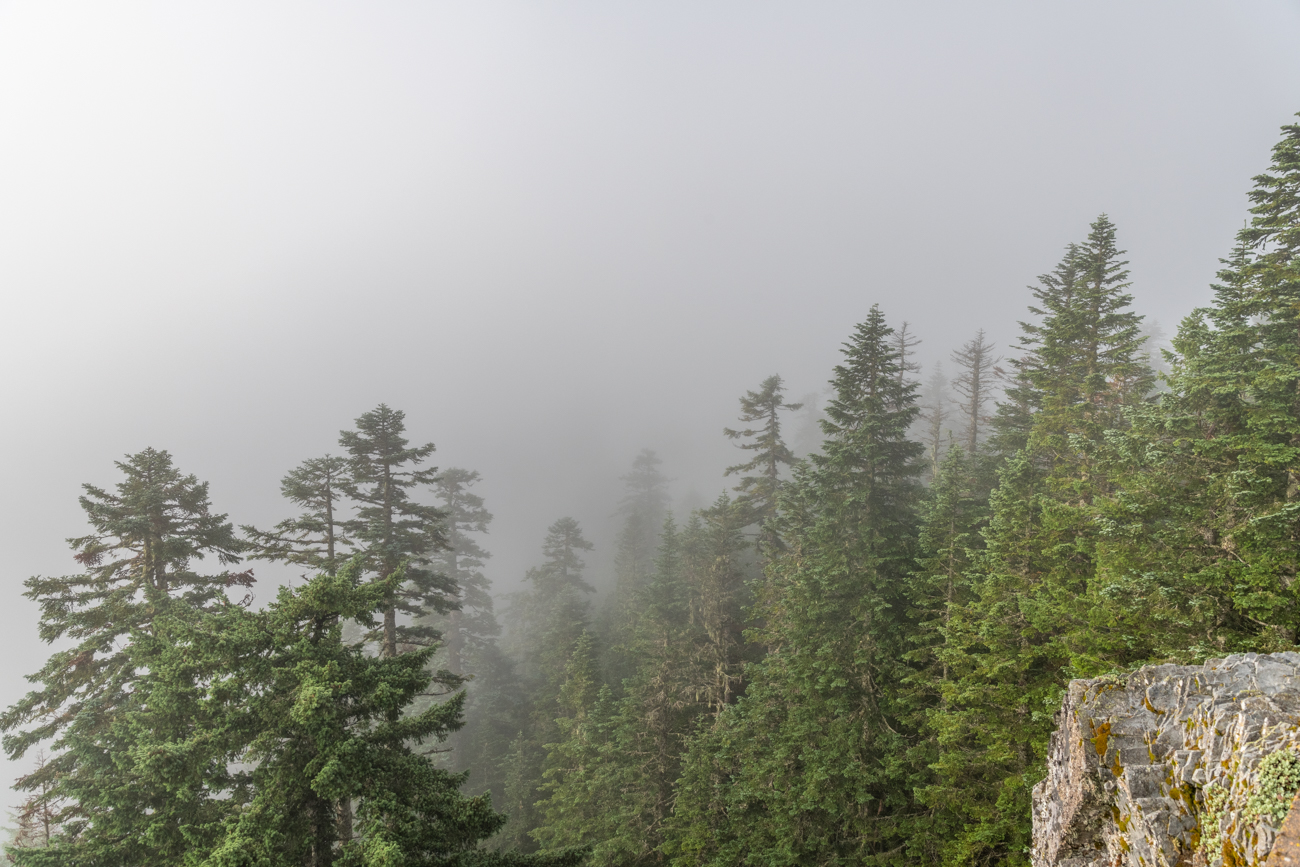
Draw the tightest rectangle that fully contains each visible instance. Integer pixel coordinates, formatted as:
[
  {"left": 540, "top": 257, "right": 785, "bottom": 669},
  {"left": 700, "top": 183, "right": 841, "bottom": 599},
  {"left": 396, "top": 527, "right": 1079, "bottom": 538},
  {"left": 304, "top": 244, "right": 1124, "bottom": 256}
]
[{"left": 1, "top": 0, "right": 1299, "bottom": 802}]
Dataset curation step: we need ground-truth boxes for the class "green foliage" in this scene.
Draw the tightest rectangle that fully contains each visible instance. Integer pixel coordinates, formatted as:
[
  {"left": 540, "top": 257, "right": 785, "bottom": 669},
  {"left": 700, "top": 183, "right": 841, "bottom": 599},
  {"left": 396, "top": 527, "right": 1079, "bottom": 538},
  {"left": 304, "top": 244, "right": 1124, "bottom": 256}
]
[
  {"left": 723, "top": 374, "right": 803, "bottom": 549},
  {"left": 499, "top": 519, "right": 598, "bottom": 850},
  {"left": 13, "top": 112, "right": 1300, "bottom": 867},
  {"left": 1246, "top": 750, "right": 1300, "bottom": 828},
  {"left": 927, "top": 215, "right": 1156, "bottom": 866},
  {"left": 2, "top": 448, "right": 247, "bottom": 866},
  {"left": 1201, "top": 783, "right": 1230, "bottom": 861},
  {"left": 243, "top": 455, "right": 352, "bottom": 574},
  {"left": 340, "top": 404, "right": 454, "bottom": 657},
  {"left": 666, "top": 304, "right": 928, "bottom": 865}
]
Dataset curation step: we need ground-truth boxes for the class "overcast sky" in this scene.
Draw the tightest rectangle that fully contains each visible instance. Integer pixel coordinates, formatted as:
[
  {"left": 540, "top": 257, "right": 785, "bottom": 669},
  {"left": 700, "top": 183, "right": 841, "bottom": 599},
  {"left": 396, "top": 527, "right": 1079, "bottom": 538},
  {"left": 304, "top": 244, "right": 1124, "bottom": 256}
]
[{"left": 1, "top": 0, "right": 1299, "bottom": 797}]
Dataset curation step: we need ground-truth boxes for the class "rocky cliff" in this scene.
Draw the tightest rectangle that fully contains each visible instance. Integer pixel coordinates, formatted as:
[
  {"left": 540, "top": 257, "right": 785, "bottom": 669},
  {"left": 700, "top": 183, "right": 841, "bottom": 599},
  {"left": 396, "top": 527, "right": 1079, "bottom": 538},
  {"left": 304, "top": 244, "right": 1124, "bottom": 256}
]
[{"left": 1032, "top": 653, "right": 1300, "bottom": 867}]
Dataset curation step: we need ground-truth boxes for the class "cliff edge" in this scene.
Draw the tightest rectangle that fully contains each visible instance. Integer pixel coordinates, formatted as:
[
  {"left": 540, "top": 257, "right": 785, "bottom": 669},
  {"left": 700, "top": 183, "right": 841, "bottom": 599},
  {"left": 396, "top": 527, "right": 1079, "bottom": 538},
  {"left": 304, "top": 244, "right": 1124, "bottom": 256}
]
[{"left": 1033, "top": 653, "right": 1300, "bottom": 867}]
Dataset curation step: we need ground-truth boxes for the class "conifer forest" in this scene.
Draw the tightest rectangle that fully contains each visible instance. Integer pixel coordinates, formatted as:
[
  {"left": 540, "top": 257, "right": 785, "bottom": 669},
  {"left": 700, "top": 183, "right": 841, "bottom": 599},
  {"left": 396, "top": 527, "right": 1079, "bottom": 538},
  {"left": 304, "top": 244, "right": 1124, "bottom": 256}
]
[
  {"left": 6, "top": 5, "right": 1300, "bottom": 867},
  {"left": 5, "top": 109, "right": 1300, "bottom": 866}
]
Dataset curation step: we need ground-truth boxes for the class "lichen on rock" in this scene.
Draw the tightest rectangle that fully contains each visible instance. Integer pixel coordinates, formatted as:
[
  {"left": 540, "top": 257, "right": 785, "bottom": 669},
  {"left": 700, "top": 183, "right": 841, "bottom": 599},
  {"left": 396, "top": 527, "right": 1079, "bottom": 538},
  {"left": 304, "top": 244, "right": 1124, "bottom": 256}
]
[{"left": 1032, "top": 653, "right": 1300, "bottom": 867}]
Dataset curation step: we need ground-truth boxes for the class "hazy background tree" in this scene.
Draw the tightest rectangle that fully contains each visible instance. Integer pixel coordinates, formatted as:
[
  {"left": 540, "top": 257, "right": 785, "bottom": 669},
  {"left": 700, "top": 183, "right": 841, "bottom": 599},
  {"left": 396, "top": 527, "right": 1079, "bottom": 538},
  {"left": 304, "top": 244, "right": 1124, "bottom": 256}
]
[{"left": 722, "top": 374, "right": 802, "bottom": 550}]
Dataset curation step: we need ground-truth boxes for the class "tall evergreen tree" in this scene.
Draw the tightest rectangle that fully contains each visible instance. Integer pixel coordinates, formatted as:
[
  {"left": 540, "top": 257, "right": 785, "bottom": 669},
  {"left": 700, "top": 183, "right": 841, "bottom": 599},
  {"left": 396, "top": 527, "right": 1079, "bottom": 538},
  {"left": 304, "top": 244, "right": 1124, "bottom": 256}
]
[
  {"left": 722, "top": 375, "right": 803, "bottom": 549},
  {"left": 536, "top": 512, "right": 735, "bottom": 867},
  {"left": 243, "top": 452, "right": 361, "bottom": 843},
  {"left": 2, "top": 449, "right": 247, "bottom": 864},
  {"left": 930, "top": 216, "right": 1155, "bottom": 866},
  {"left": 423, "top": 468, "right": 499, "bottom": 678},
  {"left": 419, "top": 469, "right": 517, "bottom": 810},
  {"left": 604, "top": 451, "right": 670, "bottom": 682},
  {"left": 199, "top": 561, "right": 586, "bottom": 867},
  {"left": 683, "top": 497, "right": 751, "bottom": 718},
  {"left": 244, "top": 455, "right": 351, "bottom": 575},
  {"left": 666, "top": 305, "right": 927, "bottom": 865},
  {"left": 917, "top": 364, "right": 950, "bottom": 482},
  {"left": 1096, "top": 116, "right": 1300, "bottom": 655},
  {"left": 612, "top": 451, "right": 670, "bottom": 612},
  {"left": 500, "top": 519, "right": 597, "bottom": 852},
  {"left": 339, "top": 404, "right": 452, "bottom": 658},
  {"left": 532, "top": 633, "right": 618, "bottom": 858}
]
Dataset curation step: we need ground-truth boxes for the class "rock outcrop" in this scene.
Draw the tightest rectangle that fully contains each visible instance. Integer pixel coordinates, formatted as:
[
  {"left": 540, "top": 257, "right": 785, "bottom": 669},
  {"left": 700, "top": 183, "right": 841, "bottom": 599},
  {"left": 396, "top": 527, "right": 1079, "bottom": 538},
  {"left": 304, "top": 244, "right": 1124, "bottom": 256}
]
[{"left": 1033, "top": 653, "right": 1300, "bottom": 867}]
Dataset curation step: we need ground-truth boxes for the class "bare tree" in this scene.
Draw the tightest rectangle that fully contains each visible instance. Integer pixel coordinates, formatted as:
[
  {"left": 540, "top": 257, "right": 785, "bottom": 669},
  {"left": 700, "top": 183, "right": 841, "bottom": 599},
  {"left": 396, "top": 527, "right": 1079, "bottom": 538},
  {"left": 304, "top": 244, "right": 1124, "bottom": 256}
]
[{"left": 950, "top": 329, "right": 999, "bottom": 454}]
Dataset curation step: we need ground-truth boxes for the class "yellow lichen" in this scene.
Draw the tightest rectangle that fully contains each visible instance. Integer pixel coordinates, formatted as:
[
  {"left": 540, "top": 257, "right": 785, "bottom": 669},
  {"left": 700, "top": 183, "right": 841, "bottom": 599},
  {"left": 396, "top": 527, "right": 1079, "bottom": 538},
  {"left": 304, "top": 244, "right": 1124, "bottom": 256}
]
[{"left": 1093, "top": 721, "right": 1112, "bottom": 758}]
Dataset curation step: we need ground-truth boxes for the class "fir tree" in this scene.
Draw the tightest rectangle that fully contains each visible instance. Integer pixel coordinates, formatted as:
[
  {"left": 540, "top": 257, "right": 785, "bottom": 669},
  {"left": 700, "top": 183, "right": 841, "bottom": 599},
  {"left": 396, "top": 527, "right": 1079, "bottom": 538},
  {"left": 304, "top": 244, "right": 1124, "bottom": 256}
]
[
  {"left": 612, "top": 452, "right": 670, "bottom": 614},
  {"left": 917, "top": 363, "right": 950, "bottom": 482},
  {"left": 338, "top": 404, "right": 452, "bottom": 658},
  {"left": 425, "top": 468, "right": 498, "bottom": 678},
  {"left": 666, "top": 305, "right": 926, "bottom": 865},
  {"left": 930, "top": 216, "right": 1155, "bottom": 866},
  {"left": 533, "top": 634, "right": 616, "bottom": 857},
  {"left": 1096, "top": 116, "right": 1300, "bottom": 654},
  {"left": 722, "top": 375, "right": 803, "bottom": 549},
  {"left": 604, "top": 451, "right": 669, "bottom": 683},
  {"left": 500, "top": 519, "right": 597, "bottom": 852},
  {"left": 683, "top": 497, "right": 751, "bottom": 718},
  {"left": 199, "top": 560, "right": 579, "bottom": 867},
  {"left": 243, "top": 455, "right": 351, "bottom": 575},
  {"left": 2, "top": 449, "right": 247, "bottom": 863}
]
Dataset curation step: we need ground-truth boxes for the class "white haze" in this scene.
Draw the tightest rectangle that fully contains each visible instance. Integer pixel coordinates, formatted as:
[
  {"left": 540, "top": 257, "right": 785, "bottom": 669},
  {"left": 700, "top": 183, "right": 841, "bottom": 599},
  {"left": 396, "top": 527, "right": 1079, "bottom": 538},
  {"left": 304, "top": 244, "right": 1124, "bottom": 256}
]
[{"left": 1, "top": 0, "right": 1299, "bottom": 803}]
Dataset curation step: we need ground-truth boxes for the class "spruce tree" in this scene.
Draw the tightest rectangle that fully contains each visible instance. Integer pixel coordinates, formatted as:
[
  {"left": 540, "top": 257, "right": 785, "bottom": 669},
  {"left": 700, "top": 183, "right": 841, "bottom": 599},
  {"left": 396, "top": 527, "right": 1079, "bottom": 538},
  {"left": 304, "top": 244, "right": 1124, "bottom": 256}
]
[
  {"left": 917, "top": 363, "right": 950, "bottom": 482},
  {"left": 200, "top": 561, "right": 586, "bottom": 867},
  {"left": 683, "top": 496, "right": 751, "bottom": 717},
  {"left": 2, "top": 449, "right": 247, "bottom": 864},
  {"left": 930, "top": 216, "right": 1155, "bottom": 866},
  {"left": 604, "top": 451, "right": 669, "bottom": 683},
  {"left": 1096, "top": 116, "right": 1300, "bottom": 653},
  {"left": 666, "top": 305, "right": 926, "bottom": 865},
  {"left": 499, "top": 518, "right": 597, "bottom": 852},
  {"left": 532, "top": 633, "right": 617, "bottom": 857},
  {"left": 425, "top": 468, "right": 498, "bottom": 678},
  {"left": 339, "top": 404, "right": 452, "bottom": 658},
  {"left": 243, "top": 455, "right": 351, "bottom": 575},
  {"left": 722, "top": 375, "right": 803, "bottom": 549},
  {"left": 536, "top": 515, "right": 720, "bottom": 867}
]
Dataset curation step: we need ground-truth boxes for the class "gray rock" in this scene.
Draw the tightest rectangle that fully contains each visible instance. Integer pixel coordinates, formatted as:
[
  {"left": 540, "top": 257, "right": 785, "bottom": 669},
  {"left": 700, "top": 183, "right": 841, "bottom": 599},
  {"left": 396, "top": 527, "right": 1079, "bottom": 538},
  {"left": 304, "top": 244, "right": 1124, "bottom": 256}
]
[{"left": 1032, "top": 653, "right": 1300, "bottom": 867}]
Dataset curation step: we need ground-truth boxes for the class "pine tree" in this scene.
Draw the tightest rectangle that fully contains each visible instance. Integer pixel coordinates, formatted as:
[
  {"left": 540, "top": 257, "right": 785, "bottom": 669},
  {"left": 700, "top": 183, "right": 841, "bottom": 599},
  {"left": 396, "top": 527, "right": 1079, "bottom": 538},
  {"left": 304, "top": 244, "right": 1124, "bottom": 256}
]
[
  {"left": 930, "top": 216, "right": 1155, "bottom": 866},
  {"left": 499, "top": 519, "right": 597, "bottom": 852},
  {"left": 339, "top": 404, "right": 452, "bottom": 658},
  {"left": 604, "top": 451, "right": 669, "bottom": 683},
  {"left": 1096, "top": 116, "right": 1300, "bottom": 654},
  {"left": 684, "top": 497, "right": 751, "bottom": 718},
  {"left": 666, "top": 305, "right": 927, "bottom": 865},
  {"left": 2, "top": 449, "right": 247, "bottom": 864},
  {"left": 425, "top": 468, "right": 498, "bottom": 678},
  {"left": 722, "top": 375, "right": 803, "bottom": 549},
  {"left": 243, "top": 455, "right": 351, "bottom": 575}
]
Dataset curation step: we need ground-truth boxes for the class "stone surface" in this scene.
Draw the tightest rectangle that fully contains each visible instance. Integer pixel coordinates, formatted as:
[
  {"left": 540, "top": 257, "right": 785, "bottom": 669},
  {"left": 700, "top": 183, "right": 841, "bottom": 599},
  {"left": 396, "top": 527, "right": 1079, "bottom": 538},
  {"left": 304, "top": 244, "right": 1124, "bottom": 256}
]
[
  {"left": 1032, "top": 653, "right": 1300, "bottom": 867},
  {"left": 1264, "top": 792, "right": 1300, "bottom": 867}
]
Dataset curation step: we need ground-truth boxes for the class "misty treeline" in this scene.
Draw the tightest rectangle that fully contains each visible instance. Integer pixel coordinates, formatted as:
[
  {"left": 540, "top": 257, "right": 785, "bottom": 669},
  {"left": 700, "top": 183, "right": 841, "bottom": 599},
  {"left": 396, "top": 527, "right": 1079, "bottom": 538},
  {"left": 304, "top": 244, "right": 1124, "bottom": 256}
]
[{"left": 4, "top": 116, "right": 1300, "bottom": 867}]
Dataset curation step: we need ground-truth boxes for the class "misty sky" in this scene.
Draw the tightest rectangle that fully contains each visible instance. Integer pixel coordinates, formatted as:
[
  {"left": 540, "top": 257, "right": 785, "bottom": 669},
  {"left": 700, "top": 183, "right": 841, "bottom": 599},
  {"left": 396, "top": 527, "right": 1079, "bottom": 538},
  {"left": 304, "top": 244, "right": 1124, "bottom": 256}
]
[{"left": 2, "top": 1, "right": 1300, "bottom": 797}]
